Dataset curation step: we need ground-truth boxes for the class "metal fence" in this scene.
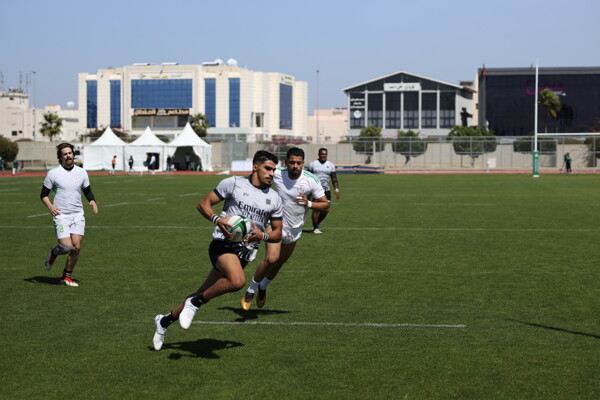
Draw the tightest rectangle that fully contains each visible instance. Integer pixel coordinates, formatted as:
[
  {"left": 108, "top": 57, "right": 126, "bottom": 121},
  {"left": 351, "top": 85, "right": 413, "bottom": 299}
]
[{"left": 211, "top": 136, "right": 600, "bottom": 171}]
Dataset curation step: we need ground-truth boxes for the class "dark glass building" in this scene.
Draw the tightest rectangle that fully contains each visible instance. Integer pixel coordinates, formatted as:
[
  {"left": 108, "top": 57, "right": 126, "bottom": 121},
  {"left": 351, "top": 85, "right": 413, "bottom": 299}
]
[{"left": 478, "top": 67, "right": 600, "bottom": 136}]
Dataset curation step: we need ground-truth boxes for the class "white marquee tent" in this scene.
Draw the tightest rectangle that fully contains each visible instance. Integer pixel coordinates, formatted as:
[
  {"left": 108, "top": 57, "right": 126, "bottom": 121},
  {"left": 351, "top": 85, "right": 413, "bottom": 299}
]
[
  {"left": 83, "top": 127, "right": 128, "bottom": 171},
  {"left": 128, "top": 126, "right": 167, "bottom": 172},
  {"left": 168, "top": 123, "right": 212, "bottom": 171}
]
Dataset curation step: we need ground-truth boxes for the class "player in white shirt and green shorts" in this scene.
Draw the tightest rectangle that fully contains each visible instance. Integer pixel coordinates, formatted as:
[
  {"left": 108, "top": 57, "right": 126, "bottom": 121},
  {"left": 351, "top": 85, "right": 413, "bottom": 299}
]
[
  {"left": 40, "top": 143, "right": 99, "bottom": 287},
  {"left": 241, "top": 147, "right": 330, "bottom": 310}
]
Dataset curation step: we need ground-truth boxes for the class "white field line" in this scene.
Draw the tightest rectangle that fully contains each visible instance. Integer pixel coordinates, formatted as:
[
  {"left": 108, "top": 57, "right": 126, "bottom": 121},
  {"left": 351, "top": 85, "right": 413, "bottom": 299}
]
[
  {"left": 147, "top": 197, "right": 165, "bottom": 202},
  {"left": 0, "top": 188, "right": 21, "bottom": 192},
  {"left": 104, "top": 201, "right": 166, "bottom": 207},
  {"left": 193, "top": 320, "right": 466, "bottom": 328},
  {"left": 26, "top": 213, "right": 49, "bottom": 218},
  {"left": 178, "top": 193, "right": 200, "bottom": 197},
  {"left": 3, "top": 224, "right": 600, "bottom": 233}
]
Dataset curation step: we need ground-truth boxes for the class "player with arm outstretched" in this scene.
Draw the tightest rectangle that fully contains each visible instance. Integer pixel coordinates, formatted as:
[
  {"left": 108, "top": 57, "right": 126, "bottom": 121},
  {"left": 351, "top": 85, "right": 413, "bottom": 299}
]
[
  {"left": 41, "top": 143, "right": 99, "bottom": 287},
  {"left": 241, "top": 147, "right": 329, "bottom": 310},
  {"left": 152, "top": 150, "right": 283, "bottom": 351},
  {"left": 305, "top": 148, "right": 339, "bottom": 234}
]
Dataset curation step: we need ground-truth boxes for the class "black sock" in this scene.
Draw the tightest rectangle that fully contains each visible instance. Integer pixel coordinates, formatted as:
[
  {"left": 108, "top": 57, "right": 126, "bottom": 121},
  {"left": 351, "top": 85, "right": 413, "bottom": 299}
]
[
  {"left": 160, "top": 313, "right": 177, "bottom": 328},
  {"left": 62, "top": 269, "right": 71, "bottom": 278},
  {"left": 190, "top": 294, "right": 209, "bottom": 307}
]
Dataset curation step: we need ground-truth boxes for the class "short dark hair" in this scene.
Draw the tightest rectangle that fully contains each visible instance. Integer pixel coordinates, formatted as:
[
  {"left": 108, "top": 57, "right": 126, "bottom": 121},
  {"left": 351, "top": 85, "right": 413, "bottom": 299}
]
[
  {"left": 56, "top": 143, "right": 74, "bottom": 159},
  {"left": 318, "top": 148, "right": 328, "bottom": 154},
  {"left": 286, "top": 147, "right": 305, "bottom": 160},
  {"left": 252, "top": 150, "right": 279, "bottom": 166}
]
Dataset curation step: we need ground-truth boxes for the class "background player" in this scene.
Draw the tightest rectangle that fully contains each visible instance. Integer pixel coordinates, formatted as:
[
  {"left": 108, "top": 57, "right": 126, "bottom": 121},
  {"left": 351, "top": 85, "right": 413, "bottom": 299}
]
[
  {"left": 241, "top": 147, "right": 329, "bottom": 310},
  {"left": 305, "top": 148, "right": 340, "bottom": 234},
  {"left": 152, "top": 150, "right": 283, "bottom": 351},
  {"left": 41, "top": 143, "right": 99, "bottom": 287}
]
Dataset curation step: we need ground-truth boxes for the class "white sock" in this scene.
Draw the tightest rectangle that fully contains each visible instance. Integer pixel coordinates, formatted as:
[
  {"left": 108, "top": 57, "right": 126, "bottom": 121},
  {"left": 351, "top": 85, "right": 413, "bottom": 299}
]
[
  {"left": 259, "top": 277, "right": 272, "bottom": 290},
  {"left": 247, "top": 278, "right": 259, "bottom": 294}
]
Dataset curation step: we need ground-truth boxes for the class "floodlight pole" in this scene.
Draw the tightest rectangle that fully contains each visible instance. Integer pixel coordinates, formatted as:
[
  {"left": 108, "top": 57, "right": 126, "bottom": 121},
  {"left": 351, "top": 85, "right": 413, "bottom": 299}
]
[{"left": 533, "top": 60, "right": 540, "bottom": 178}]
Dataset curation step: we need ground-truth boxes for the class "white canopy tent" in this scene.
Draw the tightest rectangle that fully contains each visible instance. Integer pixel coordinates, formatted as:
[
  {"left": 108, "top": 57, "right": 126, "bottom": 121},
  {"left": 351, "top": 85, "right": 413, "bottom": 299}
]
[
  {"left": 168, "top": 123, "right": 213, "bottom": 171},
  {"left": 83, "top": 127, "right": 128, "bottom": 171},
  {"left": 128, "top": 126, "right": 168, "bottom": 172}
]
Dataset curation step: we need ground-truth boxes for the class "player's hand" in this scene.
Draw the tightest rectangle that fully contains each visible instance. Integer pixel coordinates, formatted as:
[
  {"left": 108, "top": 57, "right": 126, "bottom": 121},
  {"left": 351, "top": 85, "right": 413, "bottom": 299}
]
[
  {"left": 295, "top": 193, "right": 308, "bottom": 206},
  {"left": 90, "top": 201, "right": 99, "bottom": 214},
  {"left": 48, "top": 205, "right": 61, "bottom": 216},
  {"left": 334, "top": 190, "right": 340, "bottom": 200},
  {"left": 217, "top": 216, "right": 234, "bottom": 240},
  {"left": 244, "top": 222, "right": 263, "bottom": 244}
]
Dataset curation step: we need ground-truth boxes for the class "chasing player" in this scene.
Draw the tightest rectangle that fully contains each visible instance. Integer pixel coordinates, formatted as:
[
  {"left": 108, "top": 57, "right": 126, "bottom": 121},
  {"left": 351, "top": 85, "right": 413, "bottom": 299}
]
[
  {"left": 152, "top": 150, "right": 283, "bottom": 351},
  {"left": 41, "top": 143, "right": 99, "bottom": 287},
  {"left": 241, "top": 147, "right": 329, "bottom": 310},
  {"left": 305, "top": 148, "right": 340, "bottom": 234}
]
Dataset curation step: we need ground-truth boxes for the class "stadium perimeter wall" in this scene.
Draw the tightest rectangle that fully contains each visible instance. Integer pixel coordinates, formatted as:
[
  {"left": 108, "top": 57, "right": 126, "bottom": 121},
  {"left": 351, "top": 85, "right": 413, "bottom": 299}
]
[{"left": 11, "top": 141, "right": 599, "bottom": 173}]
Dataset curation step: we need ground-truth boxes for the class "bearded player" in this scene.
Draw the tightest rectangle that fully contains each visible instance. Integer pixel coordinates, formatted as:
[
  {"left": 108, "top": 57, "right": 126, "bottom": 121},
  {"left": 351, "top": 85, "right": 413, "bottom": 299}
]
[{"left": 241, "top": 147, "right": 329, "bottom": 310}]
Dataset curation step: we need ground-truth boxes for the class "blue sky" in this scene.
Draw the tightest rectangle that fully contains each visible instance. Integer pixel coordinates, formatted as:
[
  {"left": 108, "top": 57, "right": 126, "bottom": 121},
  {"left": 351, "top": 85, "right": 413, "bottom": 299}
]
[{"left": 1, "top": 0, "right": 598, "bottom": 112}]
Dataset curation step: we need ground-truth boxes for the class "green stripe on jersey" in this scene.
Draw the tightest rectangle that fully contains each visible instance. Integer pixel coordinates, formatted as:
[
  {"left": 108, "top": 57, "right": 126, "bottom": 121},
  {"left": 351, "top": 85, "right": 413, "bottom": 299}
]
[{"left": 302, "top": 170, "right": 320, "bottom": 184}]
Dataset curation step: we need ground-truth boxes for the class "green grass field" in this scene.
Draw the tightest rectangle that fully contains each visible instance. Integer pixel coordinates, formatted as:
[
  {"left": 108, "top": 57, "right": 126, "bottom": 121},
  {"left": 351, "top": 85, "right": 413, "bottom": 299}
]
[{"left": 1, "top": 173, "right": 599, "bottom": 399}]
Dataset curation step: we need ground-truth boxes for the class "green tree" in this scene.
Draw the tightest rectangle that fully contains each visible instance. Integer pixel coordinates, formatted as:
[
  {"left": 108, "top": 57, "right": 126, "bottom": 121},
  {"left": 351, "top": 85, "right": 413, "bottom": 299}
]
[
  {"left": 0, "top": 136, "right": 19, "bottom": 162},
  {"left": 538, "top": 88, "right": 562, "bottom": 133},
  {"left": 353, "top": 125, "right": 383, "bottom": 163},
  {"left": 392, "top": 130, "right": 428, "bottom": 165},
  {"left": 448, "top": 126, "right": 497, "bottom": 167},
  {"left": 39, "top": 112, "right": 63, "bottom": 142},
  {"left": 190, "top": 113, "right": 208, "bottom": 138}
]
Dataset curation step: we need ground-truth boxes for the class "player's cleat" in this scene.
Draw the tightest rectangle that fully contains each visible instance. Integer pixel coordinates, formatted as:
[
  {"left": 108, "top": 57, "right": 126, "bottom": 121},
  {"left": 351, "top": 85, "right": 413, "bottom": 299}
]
[
  {"left": 44, "top": 248, "right": 57, "bottom": 270},
  {"left": 240, "top": 291, "right": 254, "bottom": 311},
  {"left": 313, "top": 228, "right": 323, "bottom": 234},
  {"left": 179, "top": 297, "right": 198, "bottom": 329},
  {"left": 256, "top": 287, "right": 267, "bottom": 308},
  {"left": 153, "top": 314, "right": 167, "bottom": 351},
  {"left": 60, "top": 276, "right": 79, "bottom": 287}
]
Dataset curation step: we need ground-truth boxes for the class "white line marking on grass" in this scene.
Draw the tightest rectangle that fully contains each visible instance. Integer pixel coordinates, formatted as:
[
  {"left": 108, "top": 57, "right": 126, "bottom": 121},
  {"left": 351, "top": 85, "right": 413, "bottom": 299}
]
[
  {"left": 104, "top": 201, "right": 166, "bottom": 207},
  {"left": 193, "top": 320, "right": 466, "bottom": 328},
  {"left": 0, "top": 188, "right": 20, "bottom": 192},
  {"left": 147, "top": 197, "right": 165, "bottom": 202},
  {"left": 178, "top": 193, "right": 199, "bottom": 197},
  {"left": 410, "top": 203, "right": 494, "bottom": 206},
  {"left": 26, "top": 213, "right": 49, "bottom": 218},
  {"left": 4, "top": 224, "right": 600, "bottom": 233}
]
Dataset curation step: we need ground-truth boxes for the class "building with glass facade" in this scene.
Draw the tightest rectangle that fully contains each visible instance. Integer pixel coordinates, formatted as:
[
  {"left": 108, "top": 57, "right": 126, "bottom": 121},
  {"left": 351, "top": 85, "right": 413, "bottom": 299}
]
[
  {"left": 477, "top": 67, "right": 600, "bottom": 136},
  {"left": 343, "top": 71, "right": 475, "bottom": 137},
  {"left": 77, "top": 60, "right": 307, "bottom": 142}
]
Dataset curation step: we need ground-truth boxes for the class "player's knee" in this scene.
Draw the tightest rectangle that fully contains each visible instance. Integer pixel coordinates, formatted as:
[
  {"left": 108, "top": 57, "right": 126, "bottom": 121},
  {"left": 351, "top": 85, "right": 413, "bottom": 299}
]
[
  {"left": 229, "top": 275, "right": 246, "bottom": 291},
  {"left": 265, "top": 253, "right": 279, "bottom": 265},
  {"left": 70, "top": 245, "right": 80, "bottom": 254}
]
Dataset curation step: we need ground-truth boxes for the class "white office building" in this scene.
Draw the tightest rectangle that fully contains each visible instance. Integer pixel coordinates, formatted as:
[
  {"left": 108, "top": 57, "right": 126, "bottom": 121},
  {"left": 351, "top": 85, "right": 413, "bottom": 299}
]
[{"left": 78, "top": 60, "right": 308, "bottom": 142}]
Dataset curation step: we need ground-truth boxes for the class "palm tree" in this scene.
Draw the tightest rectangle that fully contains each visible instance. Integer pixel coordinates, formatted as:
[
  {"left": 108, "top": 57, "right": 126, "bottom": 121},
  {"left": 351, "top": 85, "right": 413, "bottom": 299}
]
[
  {"left": 39, "top": 112, "right": 63, "bottom": 142},
  {"left": 190, "top": 113, "right": 209, "bottom": 137},
  {"left": 538, "top": 88, "right": 562, "bottom": 133}
]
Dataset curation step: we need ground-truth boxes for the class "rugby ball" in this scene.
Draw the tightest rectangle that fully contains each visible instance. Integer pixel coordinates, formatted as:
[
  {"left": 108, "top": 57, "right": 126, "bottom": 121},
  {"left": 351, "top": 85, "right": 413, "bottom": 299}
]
[{"left": 226, "top": 215, "right": 252, "bottom": 242}]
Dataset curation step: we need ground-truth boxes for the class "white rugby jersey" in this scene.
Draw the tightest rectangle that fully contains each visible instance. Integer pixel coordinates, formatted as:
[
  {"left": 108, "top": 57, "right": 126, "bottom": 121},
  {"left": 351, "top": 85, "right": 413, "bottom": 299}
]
[
  {"left": 273, "top": 168, "right": 324, "bottom": 229},
  {"left": 43, "top": 165, "right": 91, "bottom": 214},
  {"left": 305, "top": 160, "right": 336, "bottom": 191},
  {"left": 213, "top": 175, "right": 283, "bottom": 247}
]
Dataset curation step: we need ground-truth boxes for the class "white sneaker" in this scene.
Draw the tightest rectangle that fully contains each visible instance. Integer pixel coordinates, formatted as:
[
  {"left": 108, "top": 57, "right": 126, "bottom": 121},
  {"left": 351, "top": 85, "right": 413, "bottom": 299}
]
[
  {"left": 153, "top": 314, "right": 167, "bottom": 351},
  {"left": 313, "top": 228, "right": 323, "bottom": 234},
  {"left": 179, "top": 297, "right": 198, "bottom": 329}
]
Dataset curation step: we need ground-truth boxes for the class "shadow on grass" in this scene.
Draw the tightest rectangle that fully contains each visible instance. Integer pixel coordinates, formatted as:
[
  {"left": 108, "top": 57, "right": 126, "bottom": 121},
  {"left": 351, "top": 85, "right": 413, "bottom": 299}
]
[
  {"left": 23, "top": 276, "right": 64, "bottom": 285},
  {"left": 217, "top": 306, "right": 290, "bottom": 322},
  {"left": 510, "top": 319, "right": 600, "bottom": 339},
  {"left": 151, "top": 338, "right": 244, "bottom": 360}
]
